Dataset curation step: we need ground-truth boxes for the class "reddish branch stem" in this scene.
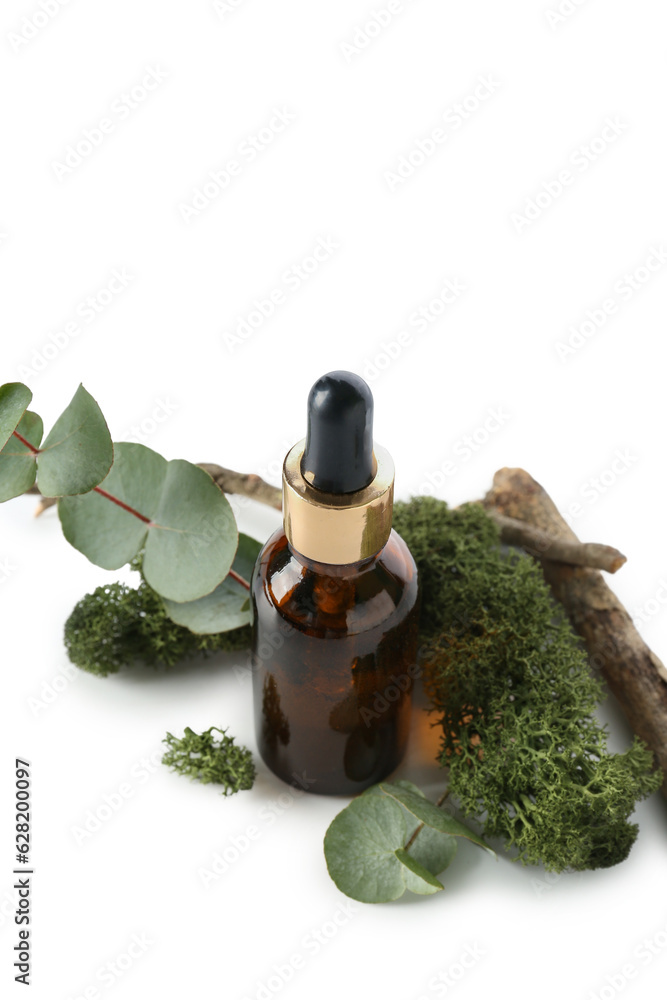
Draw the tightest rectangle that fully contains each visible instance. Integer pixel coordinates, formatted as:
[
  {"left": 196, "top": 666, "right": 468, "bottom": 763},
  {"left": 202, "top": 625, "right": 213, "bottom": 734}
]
[
  {"left": 404, "top": 789, "right": 451, "bottom": 852},
  {"left": 30, "top": 478, "right": 251, "bottom": 589},
  {"left": 13, "top": 429, "right": 39, "bottom": 452},
  {"left": 92, "top": 487, "right": 251, "bottom": 589},
  {"left": 228, "top": 568, "right": 251, "bottom": 591},
  {"left": 93, "top": 486, "right": 152, "bottom": 524}
]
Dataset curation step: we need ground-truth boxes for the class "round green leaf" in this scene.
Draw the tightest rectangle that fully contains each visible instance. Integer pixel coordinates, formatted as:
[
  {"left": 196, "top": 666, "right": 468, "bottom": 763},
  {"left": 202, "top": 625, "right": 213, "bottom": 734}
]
[
  {"left": 161, "top": 533, "right": 261, "bottom": 633},
  {"left": 324, "top": 793, "right": 410, "bottom": 903},
  {"left": 58, "top": 443, "right": 166, "bottom": 570},
  {"left": 324, "top": 781, "right": 478, "bottom": 903},
  {"left": 142, "top": 459, "right": 237, "bottom": 603},
  {"left": 58, "top": 442, "right": 238, "bottom": 602},
  {"left": 0, "top": 410, "right": 43, "bottom": 502},
  {"left": 38, "top": 384, "right": 113, "bottom": 497},
  {"left": 0, "top": 382, "right": 32, "bottom": 451}
]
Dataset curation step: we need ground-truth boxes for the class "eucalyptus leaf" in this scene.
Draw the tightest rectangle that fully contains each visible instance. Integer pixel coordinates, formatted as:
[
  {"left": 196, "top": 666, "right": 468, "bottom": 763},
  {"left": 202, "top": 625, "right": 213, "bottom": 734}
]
[
  {"left": 37, "top": 384, "right": 113, "bottom": 496},
  {"left": 390, "top": 782, "right": 460, "bottom": 874},
  {"left": 142, "top": 459, "right": 237, "bottom": 603},
  {"left": 394, "top": 848, "right": 445, "bottom": 895},
  {"left": 324, "top": 779, "right": 489, "bottom": 903},
  {"left": 58, "top": 443, "right": 165, "bottom": 570},
  {"left": 59, "top": 442, "right": 238, "bottom": 602},
  {"left": 161, "top": 534, "right": 261, "bottom": 633},
  {"left": 0, "top": 382, "right": 32, "bottom": 451},
  {"left": 323, "top": 792, "right": 411, "bottom": 903},
  {"left": 379, "top": 782, "right": 495, "bottom": 855},
  {"left": 323, "top": 787, "right": 460, "bottom": 903},
  {"left": 406, "top": 820, "right": 458, "bottom": 878},
  {"left": 0, "top": 410, "right": 43, "bottom": 501},
  {"left": 391, "top": 778, "right": 432, "bottom": 797}
]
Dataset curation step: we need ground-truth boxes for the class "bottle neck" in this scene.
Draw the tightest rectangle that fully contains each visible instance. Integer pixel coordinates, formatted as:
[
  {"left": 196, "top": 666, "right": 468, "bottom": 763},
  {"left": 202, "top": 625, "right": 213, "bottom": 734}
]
[{"left": 285, "top": 539, "right": 380, "bottom": 578}]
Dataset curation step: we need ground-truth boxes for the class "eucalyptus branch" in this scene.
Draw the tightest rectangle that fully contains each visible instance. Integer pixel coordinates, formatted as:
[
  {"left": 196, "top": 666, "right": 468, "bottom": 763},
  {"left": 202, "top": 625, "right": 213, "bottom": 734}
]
[
  {"left": 227, "top": 568, "right": 250, "bottom": 591},
  {"left": 30, "top": 462, "right": 283, "bottom": 516},
  {"left": 93, "top": 485, "right": 152, "bottom": 523},
  {"left": 3, "top": 382, "right": 254, "bottom": 631},
  {"left": 13, "top": 429, "right": 38, "bottom": 452}
]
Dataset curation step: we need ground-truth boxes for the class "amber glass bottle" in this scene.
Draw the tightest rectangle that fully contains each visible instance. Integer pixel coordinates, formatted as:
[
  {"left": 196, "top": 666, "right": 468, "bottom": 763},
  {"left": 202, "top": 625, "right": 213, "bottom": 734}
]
[{"left": 250, "top": 372, "right": 420, "bottom": 795}]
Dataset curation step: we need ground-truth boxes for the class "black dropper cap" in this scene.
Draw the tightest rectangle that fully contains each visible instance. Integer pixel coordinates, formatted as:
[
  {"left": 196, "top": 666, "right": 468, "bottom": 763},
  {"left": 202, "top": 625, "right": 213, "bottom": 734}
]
[{"left": 301, "top": 371, "right": 375, "bottom": 494}]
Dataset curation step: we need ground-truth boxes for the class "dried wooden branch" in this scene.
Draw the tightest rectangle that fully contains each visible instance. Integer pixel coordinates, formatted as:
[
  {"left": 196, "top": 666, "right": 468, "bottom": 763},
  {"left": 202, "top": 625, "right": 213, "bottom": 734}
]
[
  {"left": 196, "top": 464, "right": 282, "bottom": 510},
  {"left": 483, "top": 509, "right": 627, "bottom": 573},
  {"left": 483, "top": 467, "right": 667, "bottom": 797}
]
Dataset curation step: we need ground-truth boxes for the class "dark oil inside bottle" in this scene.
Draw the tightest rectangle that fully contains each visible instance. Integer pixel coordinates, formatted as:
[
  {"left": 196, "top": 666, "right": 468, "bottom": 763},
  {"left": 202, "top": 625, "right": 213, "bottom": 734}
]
[{"left": 251, "top": 528, "right": 420, "bottom": 795}]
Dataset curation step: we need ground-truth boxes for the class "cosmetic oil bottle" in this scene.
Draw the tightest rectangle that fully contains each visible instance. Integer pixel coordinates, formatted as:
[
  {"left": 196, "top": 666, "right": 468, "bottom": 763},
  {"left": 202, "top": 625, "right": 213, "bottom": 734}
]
[{"left": 250, "top": 371, "right": 420, "bottom": 795}]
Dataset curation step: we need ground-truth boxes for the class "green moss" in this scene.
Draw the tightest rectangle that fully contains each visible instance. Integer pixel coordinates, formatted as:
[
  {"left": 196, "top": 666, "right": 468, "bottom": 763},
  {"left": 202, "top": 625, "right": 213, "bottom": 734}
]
[
  {"left": 393, "top": 496, "right": 661, "bottom": 872},
  {"left": 162, "top": 726, "right": 255, "bottom": 795},
  {"left": 393, "top": 497, "right": 502, "bottom": 640},
  {"left": 64, "top": 580, "right": 250, "bottom": 677}
]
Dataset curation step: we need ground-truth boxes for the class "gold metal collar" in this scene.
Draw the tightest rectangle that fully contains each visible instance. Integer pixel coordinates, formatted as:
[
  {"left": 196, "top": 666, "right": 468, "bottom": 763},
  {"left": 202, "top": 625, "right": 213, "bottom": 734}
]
[{"left": 282, "top": 438, "right": 394, "bottom": 564}]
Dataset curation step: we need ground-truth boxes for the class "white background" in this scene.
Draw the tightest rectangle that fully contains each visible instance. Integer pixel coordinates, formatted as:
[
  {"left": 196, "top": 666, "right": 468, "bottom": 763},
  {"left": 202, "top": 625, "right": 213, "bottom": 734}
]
[{"left": 2, "top": 1, "right": 667, "bottom": 998}]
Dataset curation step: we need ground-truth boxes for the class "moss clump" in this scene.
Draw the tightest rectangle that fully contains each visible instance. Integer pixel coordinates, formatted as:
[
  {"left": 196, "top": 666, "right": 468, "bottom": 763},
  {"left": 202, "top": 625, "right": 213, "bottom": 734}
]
[
  {"left": 64, "top": 580, "right": 250, "bottom": 677},
  {"left": 162, "top": 726, "right": 255, "bottom": 795},
  {"left": 393, "top": 496, "right": 661, "bottom": 872}
]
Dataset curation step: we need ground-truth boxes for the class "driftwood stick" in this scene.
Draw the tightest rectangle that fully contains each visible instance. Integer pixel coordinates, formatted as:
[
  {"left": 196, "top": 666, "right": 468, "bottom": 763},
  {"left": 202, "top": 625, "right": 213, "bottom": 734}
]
[
  {"left": 484, "top": 509, "right": 627, "bottom": 573},
  {"left": 31, "top": 493, "right": 56, "bottom": 515},
  {"left": 196, "top": 464, "right": 282, "bottom": 510},
  {"left": 483, "top": 467, "right": 667, "bottom": 797}
]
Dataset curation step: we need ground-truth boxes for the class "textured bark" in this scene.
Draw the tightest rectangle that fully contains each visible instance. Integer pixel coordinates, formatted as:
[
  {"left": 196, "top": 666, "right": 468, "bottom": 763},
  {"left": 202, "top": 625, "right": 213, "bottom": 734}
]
[
  {"left": 196, "top": 463, "right": 282, "bottom": 509},
  {"left": 484, "top": 509, "right": 626, "bottom": 573},
  {"left": 484, "top": 467, "right": 667, "bottom": 797}
]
